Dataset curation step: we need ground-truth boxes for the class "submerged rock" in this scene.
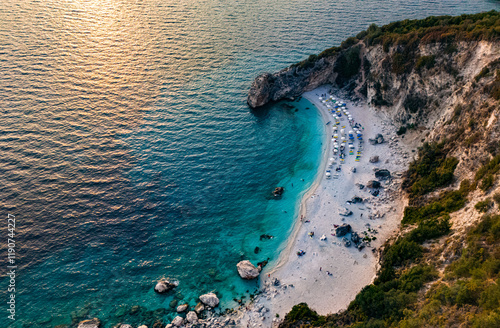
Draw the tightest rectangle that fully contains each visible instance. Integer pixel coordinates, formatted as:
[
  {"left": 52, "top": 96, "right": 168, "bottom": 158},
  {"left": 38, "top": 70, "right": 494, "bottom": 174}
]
[
  {"left": 335, "top": 224, "right": 352, "bottom": 237},
  {"left": 259, "top": 234, "right": 274, "bottom": 240},
  {"left": 78, "top": 319, "right": 100, "bottom": 328},
  {"left": 199, "top": 293, "right": 219, "bottom": 308},
  {"left": 237, "top": 260, "right": 260, "bottom": 279},
  {"left": 154, "top": 279, "right": 178, "bottom": 294}
]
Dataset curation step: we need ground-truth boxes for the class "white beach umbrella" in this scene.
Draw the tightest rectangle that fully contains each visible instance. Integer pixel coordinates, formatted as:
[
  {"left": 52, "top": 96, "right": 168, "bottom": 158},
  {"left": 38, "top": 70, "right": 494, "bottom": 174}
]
[{"left": 319, "top": 97, "right": 323, "bottom": 100}]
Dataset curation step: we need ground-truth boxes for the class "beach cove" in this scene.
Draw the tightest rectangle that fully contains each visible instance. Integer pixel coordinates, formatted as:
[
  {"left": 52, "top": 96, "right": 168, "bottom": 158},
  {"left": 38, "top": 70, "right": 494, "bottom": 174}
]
[{"left": 231, "top": 85, "right": 415, "bottom": 327}]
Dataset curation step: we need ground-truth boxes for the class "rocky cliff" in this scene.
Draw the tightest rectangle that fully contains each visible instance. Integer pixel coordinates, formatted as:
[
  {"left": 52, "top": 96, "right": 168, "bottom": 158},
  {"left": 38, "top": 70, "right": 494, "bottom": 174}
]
[{"left": 255, "top": 12, "right": 500, "bottom": 328}]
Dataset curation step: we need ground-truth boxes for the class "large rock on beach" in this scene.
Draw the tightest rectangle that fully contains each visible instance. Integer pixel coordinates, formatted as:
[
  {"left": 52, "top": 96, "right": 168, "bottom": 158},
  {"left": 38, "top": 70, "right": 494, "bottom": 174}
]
[
  {"left": 237, "top": 260, "right": 261, "bottom": 279},
  {"left": 186, "top": 311, "right": 198, "bottom": 323},
  {"left": 171, "top": 316, "right": 184, "bottom": 327},
  {"left": 369, "top": 156, "right": 379, "bottom": 163},
  {"left": 154, "top": 279, "right": 178, "bottom": 294},
  {"left": 375, "top": 169, "right": 391, "bottom": 180},
  {"left": 367, "top": 180, "right": 381, "bottom": 188},
  {"left": 78, "top": 319, "right": 100, "bottom": 328},
  {"left": 369, "top": 134, "right": 384, "bottom": 145},
  {"left": 335, "top": 224, "right": 352, "bottom": 237},
  {"left": 199, "top": 293, "right": 219, "bottom": 308}
]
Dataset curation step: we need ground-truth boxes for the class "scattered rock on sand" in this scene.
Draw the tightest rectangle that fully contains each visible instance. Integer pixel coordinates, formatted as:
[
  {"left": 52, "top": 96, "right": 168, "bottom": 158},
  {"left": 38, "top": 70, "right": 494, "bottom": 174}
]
[
  {"left": 78, "top": 319, "right": 100, "bottom": 328},
  {"left": 237, "top": 260, "right": 260, "bottom": 279},
  {"left": 339, "top": 207, "right": 353, "bottom": 216},
  {"left": 369, "top": 134, "right": 384, "bottom": 145},
  {"left": 369, "top": 155, "right": 379, "bottom": 163},
  {"left": 186, "top": 311, "right": 198, "bottom": 323},
  {"left": 375, "top": 169, "right": 391, "bottom": 180},
  {"left": 171, "top": 316, "right": 184, "bottom": 327},
  {"left": 367, "top": 180, "right": 381, "bottom": 188},
  {"left": 199, "top": 293, "right": 219, "bottom": 307},
  {"left": 154, "top": 279, "right": 178, "bottom": 294},
  {"left": 176, "top": 304, "right": 188, "bottom": 313},
  {"left": 335, "top": 224, "right": 352, "bottom": 237}
]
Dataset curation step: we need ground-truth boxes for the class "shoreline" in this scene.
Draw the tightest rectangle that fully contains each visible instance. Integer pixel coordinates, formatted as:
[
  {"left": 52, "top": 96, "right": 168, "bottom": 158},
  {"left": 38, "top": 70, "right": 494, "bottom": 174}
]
[
  {"left": 267, "top": 91, "right": 333, "bottom": 276},
  {"left": 228, "top": 85, "right": 413, "bottom": 327}
]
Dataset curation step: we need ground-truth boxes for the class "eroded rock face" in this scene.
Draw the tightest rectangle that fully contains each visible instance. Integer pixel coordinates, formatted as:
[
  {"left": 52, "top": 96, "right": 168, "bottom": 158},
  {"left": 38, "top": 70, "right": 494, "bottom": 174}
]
[
  {"left": 199, "top": 293, "right": 219, "bottom": 308},
  {"left": 247, "top": 58, "right": 336, "bottom": 108},
  {"left": 78, "top": 318, "right": 100, "bottom": 328},
  {"left": 237, "top": 260, "right": 260, "bottom": 279}
]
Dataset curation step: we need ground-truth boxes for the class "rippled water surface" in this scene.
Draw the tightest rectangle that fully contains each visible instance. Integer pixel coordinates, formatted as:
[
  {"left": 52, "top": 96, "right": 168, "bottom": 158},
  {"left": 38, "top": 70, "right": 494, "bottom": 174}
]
[{"left": 1, "top": 1, "right": 499, "bottom": 327}]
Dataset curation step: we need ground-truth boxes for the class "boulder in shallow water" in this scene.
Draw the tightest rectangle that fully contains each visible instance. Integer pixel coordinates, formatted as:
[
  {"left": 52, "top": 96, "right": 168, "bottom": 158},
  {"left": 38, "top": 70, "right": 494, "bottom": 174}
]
[
  {"left": 194, "top": 302, "right": 205, "bottom": 314},
  {"left": 154, "top": 279, "right": 178, "bottom": 294},
  {"left": 171, "top": 316, "right": 184, "bottom": 327},
  {"left": 138, "top": 326, "right": 148, "bottom": 328},
  {"left": 335, "top": 224, "right": 352, "bottom": 237},
  {"left": 260, "top": 234, "right": 274, "bottom": 240},
  {"left": 237, "top": 260, "right": 260, "bottom": 279},
  {"left": 199, "top": 293, "right": 219, "bottom": 308},
  {"left": 186, "top": 311, "right": 198, "bottom": 323},
  {"left": 78, "top": 319, "right": 100, "bottom": 328},
  {"left": 176, "top": 304, "right": 189, "bottom": 313},
  {"left": 119, "top": 325, "right": 133, "bottom": 328},
  {"left": 273, "top": 187, "right": 284, "bottom": 197}
]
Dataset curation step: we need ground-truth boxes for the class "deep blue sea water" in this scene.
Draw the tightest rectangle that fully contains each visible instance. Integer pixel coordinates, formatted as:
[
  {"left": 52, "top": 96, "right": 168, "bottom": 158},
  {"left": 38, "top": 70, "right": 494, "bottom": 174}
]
[{"left": 1, "top": 1, "right": 499, "bottom": 327}]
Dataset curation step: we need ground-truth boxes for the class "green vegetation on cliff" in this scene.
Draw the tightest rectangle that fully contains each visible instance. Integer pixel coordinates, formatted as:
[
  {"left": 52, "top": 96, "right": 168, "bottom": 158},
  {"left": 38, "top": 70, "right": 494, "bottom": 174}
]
[{"left": 293, "top": 10, "right": 500, "bottom": 75}]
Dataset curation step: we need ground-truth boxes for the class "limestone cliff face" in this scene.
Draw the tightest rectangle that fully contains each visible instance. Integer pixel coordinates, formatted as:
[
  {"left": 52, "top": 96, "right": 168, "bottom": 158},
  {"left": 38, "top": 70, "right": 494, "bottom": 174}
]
[
  {"left": 248, "top": 38, "right": 500, "bottom": 180},
  {"left": 247, "top": 58, "right": 336, "bottom": 108}
]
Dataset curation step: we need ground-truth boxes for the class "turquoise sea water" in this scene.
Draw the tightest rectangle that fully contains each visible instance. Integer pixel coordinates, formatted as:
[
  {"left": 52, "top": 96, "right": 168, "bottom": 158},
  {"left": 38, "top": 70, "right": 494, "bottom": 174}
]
[{"left": 1, "top": 1, "right": 499, "bottom": 327}]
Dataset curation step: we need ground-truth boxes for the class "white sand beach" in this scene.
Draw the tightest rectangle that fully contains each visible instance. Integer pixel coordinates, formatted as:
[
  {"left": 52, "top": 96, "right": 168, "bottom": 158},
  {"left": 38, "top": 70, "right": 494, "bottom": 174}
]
[{"left": 223, "top": 85, "right": 415, "bottom": 328}]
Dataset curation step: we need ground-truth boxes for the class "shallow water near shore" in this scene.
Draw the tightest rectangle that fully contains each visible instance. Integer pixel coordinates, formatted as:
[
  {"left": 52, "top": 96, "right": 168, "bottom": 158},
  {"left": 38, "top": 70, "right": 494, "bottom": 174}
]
[{"left": 1, "top": 0, "right": 499, "bottom": 327}]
